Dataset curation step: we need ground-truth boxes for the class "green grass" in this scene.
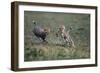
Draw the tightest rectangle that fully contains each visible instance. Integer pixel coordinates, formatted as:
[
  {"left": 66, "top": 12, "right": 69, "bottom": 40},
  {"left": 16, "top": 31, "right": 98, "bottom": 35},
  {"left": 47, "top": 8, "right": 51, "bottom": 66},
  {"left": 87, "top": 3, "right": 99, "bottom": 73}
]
[
  {"left": 24, "top": 42, "right": 90, "bottom": 61},
  {"left": 24, "top": 11, "right": 90, "bottom": 61}
]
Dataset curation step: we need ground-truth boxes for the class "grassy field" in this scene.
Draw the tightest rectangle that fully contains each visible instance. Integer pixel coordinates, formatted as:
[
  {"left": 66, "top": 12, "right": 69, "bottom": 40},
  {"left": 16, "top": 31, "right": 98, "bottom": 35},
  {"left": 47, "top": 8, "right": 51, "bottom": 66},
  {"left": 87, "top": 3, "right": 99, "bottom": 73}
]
[
  {"left": 24, "top": 11, "right": 90, "bottom": 61},
  {"left": 24, "top": 43, "right": 90, "bottom": 61}
]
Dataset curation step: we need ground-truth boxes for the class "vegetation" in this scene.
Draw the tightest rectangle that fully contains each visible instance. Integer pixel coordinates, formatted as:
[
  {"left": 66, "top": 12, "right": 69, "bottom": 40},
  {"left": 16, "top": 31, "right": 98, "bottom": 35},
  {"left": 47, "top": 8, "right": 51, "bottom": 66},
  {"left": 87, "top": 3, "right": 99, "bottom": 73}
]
[{"left": 24, "top": 11, "right": 90, "bottom": 61}]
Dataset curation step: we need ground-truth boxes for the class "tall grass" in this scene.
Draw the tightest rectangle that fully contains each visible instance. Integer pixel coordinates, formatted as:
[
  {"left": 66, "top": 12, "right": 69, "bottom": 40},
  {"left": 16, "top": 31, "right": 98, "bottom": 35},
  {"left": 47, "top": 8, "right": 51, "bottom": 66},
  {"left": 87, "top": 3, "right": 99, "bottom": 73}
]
[
  {"left": 24, "top": 42, "right": 90, "bottom": 61},
  {"left": 24, "top": 11, "right": 90, "bottom": 61}
]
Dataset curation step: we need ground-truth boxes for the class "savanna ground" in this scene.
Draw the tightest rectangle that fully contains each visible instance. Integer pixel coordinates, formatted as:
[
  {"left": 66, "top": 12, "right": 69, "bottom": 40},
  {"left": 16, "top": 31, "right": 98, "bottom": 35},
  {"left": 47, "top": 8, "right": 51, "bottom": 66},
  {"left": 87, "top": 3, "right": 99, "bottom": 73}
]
[{"left": 24, "top": 11, "right": 90, "bottom": 61}]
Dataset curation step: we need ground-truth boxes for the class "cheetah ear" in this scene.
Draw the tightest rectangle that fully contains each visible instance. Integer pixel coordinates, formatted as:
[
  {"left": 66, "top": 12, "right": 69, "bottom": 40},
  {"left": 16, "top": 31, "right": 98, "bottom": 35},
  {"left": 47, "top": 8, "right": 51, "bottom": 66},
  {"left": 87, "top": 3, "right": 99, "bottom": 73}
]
[
  {"left": 34, "top": 22, "right": 36, "bottom": 25},
  {"left": 70, "top": 26, "right": 72, "bottom": 30},
  {"left": 32, "top": 20, "right": 36, "bottom": 24}
]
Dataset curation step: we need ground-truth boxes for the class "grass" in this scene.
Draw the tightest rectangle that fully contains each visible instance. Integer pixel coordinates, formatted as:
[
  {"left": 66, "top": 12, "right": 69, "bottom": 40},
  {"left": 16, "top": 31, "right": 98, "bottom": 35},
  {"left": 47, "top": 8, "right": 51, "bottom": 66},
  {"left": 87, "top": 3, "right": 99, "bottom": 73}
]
[
  {"left": 24, "top": 42, "right": 90, "bottom": 61},
  {"left": 24, "top": 11, "right": 90, "bottom": 61}
]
